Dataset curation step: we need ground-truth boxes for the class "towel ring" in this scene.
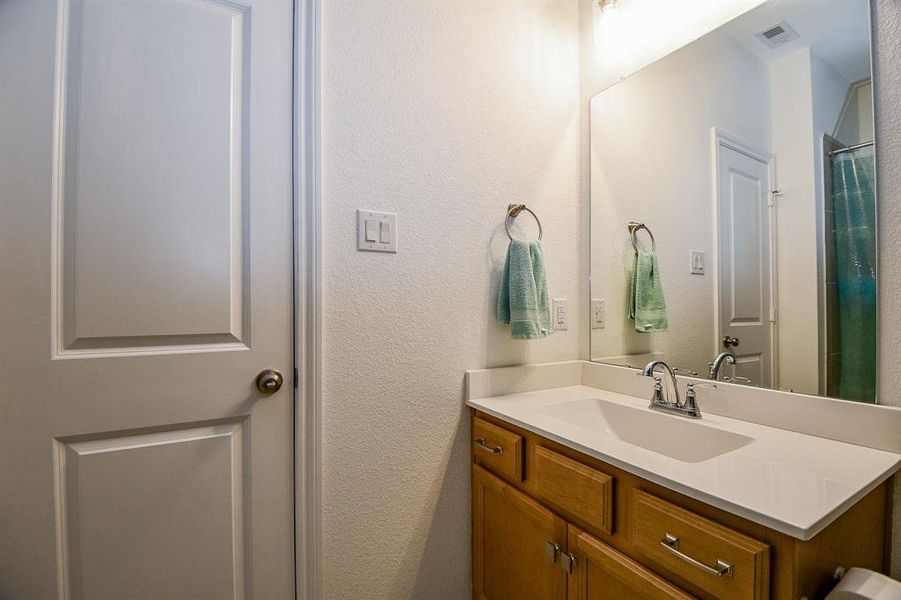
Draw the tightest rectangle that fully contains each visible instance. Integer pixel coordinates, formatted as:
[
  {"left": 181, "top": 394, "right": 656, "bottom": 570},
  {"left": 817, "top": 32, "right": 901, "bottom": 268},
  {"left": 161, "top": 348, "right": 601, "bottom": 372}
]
[
  {"left": 505, "top": 203, "right": 543, "bottom": 241},
  {"left": 628, "top": 221, "right": 656, "bottom": 253}
]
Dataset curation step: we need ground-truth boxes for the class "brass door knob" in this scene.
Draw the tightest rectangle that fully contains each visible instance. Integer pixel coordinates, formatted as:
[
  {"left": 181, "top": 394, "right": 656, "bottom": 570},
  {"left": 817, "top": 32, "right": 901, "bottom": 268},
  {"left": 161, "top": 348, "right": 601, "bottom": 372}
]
[
  {"left": 722, "top": 336, "right": 740, "bottom": 348},
  {"left": 256, "top": 369, "right": 284, "bottom": 394}
]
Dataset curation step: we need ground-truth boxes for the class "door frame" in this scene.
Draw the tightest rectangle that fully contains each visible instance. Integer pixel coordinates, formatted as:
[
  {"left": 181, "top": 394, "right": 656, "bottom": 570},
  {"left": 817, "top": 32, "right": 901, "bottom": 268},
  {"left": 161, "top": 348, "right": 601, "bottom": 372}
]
[
  {"left": 294, "top": 1, "right": 321, "bottom": 599},
  {"left": 710, "top": 128, "right": 779, "bottom": 387}
]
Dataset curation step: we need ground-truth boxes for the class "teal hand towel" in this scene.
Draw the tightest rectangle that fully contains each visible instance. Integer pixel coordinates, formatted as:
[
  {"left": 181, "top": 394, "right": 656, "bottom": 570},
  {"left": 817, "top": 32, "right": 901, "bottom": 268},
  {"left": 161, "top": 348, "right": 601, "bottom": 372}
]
[
  {"left": 497, "top": 240, "right": 552, "bottom": 340},
  {"left": 629, "top": 249, "right": 668, "bottom": 333}
]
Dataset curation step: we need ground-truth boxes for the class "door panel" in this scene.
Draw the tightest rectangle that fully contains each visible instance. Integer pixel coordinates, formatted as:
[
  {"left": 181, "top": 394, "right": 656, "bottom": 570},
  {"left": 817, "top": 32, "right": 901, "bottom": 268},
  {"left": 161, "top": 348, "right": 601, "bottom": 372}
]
[
  {"left": 567, "top": 526, "right": 693, "bottom": 600},
  {"left": 717, "top": 140, "right": 774, "bottom": 387},
  {"left": 55, "top": 422, "right": 247, "bottom": 599},
  {"left": 0, "top": 0, "right": 294, "bottom": 598},
  {"left": 56, "top": 0, "right": 250, "bottom": 354},
  {"left": 728, "top": 173, "right": 763, "bottom": 323},
  {"left": 473, "top": 465, "right": 567, "bottom": 600}
]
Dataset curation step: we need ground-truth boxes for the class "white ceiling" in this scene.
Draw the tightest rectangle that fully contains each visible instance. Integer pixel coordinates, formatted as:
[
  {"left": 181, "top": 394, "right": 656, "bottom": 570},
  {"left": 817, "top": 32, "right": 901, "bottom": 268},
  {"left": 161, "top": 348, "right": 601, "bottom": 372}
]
[{"left": 722, "top": 0, "right": 871, "bottom": 83}]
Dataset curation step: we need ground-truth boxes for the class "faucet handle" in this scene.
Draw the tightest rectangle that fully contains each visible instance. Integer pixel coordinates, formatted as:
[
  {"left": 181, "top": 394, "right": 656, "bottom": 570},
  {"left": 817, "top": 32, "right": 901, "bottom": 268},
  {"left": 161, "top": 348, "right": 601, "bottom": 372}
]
[
  {"left": 685, "top": 382, "right": 717, "bottom": 396},
  {"left": 637, "top": 372, "right": 666, "bottom": 405},
  {"left": 635, "top": 370, "right": 663, "bottom": 386},
  {"left": 722, "top": 376, "right": 751, "bottom": 384},
  {"left": 682, "top": 382, "right": 715, "bottom": 419},
  {"left": 635, "top": 370, "right": 664, "bottom": 382},
  {"left": 672, "top": 368, "right": 699, "bottom": 377}
]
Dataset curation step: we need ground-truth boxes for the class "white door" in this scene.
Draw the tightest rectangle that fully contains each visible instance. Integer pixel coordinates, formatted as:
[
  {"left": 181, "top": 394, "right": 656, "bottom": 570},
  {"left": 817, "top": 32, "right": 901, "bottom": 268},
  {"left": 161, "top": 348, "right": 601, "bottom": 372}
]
[
  {"left": 0, "top": 1, "right": 295, "bottom": 598},
  {"left": 716, "top": 138, "right": 775, "bottom": 387}
]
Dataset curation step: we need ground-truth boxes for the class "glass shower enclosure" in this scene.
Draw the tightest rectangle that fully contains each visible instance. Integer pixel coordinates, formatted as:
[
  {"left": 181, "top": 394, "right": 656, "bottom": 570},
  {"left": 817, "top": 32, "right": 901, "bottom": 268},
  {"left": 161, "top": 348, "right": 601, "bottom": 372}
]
[{"left": 823, "top": 141, "right": 877, "bottom": 402}]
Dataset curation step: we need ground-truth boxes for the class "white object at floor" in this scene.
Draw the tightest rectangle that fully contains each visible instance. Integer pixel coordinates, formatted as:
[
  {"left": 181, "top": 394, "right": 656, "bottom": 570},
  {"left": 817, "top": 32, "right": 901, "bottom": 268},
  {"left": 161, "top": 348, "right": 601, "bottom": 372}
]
[{"left": 825, "top": 568, "right": 901, "bottom": 599}]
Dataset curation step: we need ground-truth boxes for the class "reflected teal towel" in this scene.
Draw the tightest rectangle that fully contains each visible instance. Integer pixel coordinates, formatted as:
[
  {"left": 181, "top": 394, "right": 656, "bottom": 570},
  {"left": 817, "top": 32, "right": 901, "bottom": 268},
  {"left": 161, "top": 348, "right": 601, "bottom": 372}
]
[
  {"left": 497, "top": 240, "right": 552, "bottom": 340},
  {"left": 629, "top": 249, "right": 668, "bottom": 333}
]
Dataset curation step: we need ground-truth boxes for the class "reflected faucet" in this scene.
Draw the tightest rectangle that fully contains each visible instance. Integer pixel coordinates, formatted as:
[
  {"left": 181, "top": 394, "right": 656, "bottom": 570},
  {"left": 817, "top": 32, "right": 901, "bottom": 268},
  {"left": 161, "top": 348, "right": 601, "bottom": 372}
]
[{"left": 709, "top": 352, "right": 736, "bottom": 380}]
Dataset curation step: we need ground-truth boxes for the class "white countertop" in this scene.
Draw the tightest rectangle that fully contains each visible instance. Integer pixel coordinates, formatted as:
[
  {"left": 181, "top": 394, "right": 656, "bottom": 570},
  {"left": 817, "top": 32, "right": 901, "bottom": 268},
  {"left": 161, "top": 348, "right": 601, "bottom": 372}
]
[{"left": 467, "top": 385, "right": 901, "bottom": 540}]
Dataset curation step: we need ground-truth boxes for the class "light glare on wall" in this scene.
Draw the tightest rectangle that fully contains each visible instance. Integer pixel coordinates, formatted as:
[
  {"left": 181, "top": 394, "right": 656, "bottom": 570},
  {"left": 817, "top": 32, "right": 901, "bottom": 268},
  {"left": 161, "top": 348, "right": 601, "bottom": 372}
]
[{"left": 591, "top": 0, "right": 766, "bottom": 87}]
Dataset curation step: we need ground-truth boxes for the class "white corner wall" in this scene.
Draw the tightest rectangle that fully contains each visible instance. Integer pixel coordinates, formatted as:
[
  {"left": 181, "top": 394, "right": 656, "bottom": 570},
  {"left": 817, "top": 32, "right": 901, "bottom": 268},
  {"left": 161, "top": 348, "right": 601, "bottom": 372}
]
[
  {"left": 319, "top": 1, "right": 581, "bottom": 597},
  {"left": 769, "top": 48, "right": 821, "bottom": 394},
  {"left": 769, "top": 48, "right": 852, "bottom": 396}
]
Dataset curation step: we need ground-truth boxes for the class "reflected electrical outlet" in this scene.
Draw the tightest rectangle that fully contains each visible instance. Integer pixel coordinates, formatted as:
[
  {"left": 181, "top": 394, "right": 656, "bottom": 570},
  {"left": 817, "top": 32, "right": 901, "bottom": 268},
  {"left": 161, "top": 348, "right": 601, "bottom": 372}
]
[
  {"left": 690, "top": 250, "right": 705, "bottom": 275},
  {"left": 591, "top": 299, "right": 605, "bottom": 329}
]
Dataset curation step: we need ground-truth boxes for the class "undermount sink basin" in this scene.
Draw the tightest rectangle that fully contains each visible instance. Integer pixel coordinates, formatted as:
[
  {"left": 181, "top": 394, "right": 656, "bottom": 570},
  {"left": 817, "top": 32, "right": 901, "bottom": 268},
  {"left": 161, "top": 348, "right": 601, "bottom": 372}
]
[{"left": 540, "top": 398, "right": 754, "bottom": 463}]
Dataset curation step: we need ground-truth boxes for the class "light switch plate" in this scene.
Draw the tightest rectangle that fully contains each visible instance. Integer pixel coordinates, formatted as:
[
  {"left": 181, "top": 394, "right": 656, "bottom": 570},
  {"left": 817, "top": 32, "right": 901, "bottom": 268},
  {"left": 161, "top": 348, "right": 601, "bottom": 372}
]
[
  {"left": 357, "top": 209, "right": 397, "bottom": 253},
  {"left": 690, "top": 250, "right": 705, "bottom": 275},
  {"left": 552, "top": 298, "right": 568, "bottom": 331},
  {"left": 591, "top": 299, "right": 605, "bottom": 329}
]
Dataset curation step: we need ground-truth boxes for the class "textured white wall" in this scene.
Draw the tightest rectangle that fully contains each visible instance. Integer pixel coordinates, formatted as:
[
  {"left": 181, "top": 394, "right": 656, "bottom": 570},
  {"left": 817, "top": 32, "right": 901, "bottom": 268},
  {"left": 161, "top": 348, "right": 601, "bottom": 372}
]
[
  {"left": 319, "top": 1, "right": 581, "bottom": 598},
  {"left": 317, "top": 1, "right": 899, "bottom": 592},
  {"left": 872, "top": 0, "right": 901, "bottom": 579},
  {"left": 588, "top": 29, "right": 771, "bottom": 375}
]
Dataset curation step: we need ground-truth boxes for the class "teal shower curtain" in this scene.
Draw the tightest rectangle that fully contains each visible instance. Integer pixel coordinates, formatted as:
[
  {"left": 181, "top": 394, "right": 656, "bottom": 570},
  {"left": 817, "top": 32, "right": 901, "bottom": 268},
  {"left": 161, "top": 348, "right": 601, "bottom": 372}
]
[{"left": 831, "top": 145, "right": 877, "bottom": 403}]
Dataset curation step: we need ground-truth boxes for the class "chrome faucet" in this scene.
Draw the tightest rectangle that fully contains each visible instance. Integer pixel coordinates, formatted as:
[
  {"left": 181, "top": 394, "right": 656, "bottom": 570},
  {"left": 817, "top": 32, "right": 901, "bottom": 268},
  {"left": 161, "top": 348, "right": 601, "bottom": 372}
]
[
  {"left": 708, "top": 351, "right": 735, "bottom": 380},
  {"left": 641, "top": 360, "right": 679, "bottom": 404},
  {"left": 639, "top": 360, "right": 707, "bottom": 419}
]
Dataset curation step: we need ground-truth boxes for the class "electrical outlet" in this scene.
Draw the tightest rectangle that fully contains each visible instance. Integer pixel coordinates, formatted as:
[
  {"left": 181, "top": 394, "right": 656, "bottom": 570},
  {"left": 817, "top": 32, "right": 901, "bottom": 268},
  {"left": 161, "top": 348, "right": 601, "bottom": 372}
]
[
  {"left": 591, "top": 299, "right": 605, "bottom": 329},
  {"left": 552, "top": 298, "right": 568, "bottom": 331},
  {"left": 690, "top": 250, "right": 705, "bottom": 275}
]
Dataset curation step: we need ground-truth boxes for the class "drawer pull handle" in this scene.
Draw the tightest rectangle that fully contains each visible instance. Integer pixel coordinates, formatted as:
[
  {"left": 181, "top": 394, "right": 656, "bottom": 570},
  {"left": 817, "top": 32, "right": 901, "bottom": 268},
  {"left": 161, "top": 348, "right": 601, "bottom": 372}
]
[
  {"left": 473, "top": 438, "right": 503, "bottom": 454},
  {"left": 660, "top": 533, "right": 733, "bottom": 578}
]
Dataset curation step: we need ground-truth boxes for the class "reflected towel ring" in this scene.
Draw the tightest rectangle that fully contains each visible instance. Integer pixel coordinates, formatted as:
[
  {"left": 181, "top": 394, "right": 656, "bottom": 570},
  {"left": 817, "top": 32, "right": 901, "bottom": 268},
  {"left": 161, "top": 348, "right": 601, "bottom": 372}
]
[
  {"left": 505, "top": 203, "right": 543, "bottom": 241},
  {"left": 628, "top": 221, "right": 656, "bottom": 253}
]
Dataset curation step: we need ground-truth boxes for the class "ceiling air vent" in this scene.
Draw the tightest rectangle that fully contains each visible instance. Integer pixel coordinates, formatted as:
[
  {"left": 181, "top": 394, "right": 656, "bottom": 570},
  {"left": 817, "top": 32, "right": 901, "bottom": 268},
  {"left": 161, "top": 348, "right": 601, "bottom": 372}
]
[{"left": 755, "top": 21, "right": 800, "bottom": 49}]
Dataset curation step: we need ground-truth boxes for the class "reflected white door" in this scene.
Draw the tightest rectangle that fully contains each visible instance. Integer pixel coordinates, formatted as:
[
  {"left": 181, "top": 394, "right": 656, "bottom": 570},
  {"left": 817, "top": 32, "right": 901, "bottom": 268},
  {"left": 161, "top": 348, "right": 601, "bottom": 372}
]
[
  {"left": 716, "top": 137, "right": 775, "bottom": 387},
  {"left": 0, "top": 1, "right": 295, "bottom": 598}
]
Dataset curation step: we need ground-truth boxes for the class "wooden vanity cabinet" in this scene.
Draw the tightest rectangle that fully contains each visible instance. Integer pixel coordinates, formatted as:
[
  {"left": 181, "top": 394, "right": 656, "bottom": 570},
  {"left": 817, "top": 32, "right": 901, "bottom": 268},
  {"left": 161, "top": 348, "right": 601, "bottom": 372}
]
[
  {"left": 473, "top": 465, "right": 567, "bottom": 600},
  {"left": 473, "top": 464, "right": 684, "bottom": 600},
  {"left": 471, "top": 411, "right": 890, "bottom": 600}
]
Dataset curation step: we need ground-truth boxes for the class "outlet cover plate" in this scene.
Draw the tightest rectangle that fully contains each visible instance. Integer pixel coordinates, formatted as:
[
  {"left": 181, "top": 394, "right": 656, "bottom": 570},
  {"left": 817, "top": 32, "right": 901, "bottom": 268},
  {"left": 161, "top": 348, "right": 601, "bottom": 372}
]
[
  {"left": 552, "top": 298, "right": 568, "bottom": 331},
  {"left": 690, "top": 250, "right": 705, "bottom": 275},
  {"left": 591, "top": 299, "right": 605, "bottom": 329}
]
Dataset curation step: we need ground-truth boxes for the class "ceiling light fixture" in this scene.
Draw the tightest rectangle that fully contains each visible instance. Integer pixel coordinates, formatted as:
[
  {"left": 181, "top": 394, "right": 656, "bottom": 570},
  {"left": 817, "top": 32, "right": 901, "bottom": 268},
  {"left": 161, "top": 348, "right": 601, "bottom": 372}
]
[
  {"left": 593, "top": 0, "right": 619, "bottom": 47},
  {"left": 598, "top": 0, "right": 617, "bottom": 18}
]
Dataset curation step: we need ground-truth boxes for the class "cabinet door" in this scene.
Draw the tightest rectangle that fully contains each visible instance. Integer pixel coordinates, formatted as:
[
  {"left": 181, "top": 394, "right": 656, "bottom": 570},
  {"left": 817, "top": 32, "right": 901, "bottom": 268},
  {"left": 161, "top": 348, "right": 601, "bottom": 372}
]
[
  {"left": 473, "top": 465, "right": 567, "bottom": 600},
  {"left": 568, "top": 526, "right": 694, "bottom": 600}
]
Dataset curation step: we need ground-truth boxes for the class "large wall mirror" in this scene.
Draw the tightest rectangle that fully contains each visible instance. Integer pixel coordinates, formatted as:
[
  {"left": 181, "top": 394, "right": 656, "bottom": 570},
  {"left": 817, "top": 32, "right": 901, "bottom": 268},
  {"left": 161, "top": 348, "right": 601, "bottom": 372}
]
[{"left": 589, "top": 0, "right": 877, "bottom": 403}]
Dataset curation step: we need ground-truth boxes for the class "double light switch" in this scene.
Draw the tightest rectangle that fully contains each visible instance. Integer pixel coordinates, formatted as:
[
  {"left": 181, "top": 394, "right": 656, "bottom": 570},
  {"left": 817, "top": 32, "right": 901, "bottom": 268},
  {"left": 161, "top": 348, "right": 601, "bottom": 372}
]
[{"left": 357, "top": 209, "right": 397, "bottom": 253}]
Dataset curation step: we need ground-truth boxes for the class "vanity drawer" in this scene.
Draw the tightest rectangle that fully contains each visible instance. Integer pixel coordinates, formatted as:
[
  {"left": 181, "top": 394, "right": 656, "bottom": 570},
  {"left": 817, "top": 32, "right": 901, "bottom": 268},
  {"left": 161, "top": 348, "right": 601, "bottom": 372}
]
[
  {"left": 532, "top": 445, "right": 614, "bottom": 535},
  {"left": 472, "top": 417, "right": 523, "bottom": 482},
  {"left": 631, "top": 490, "right": 770, "bottom": 600}
]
